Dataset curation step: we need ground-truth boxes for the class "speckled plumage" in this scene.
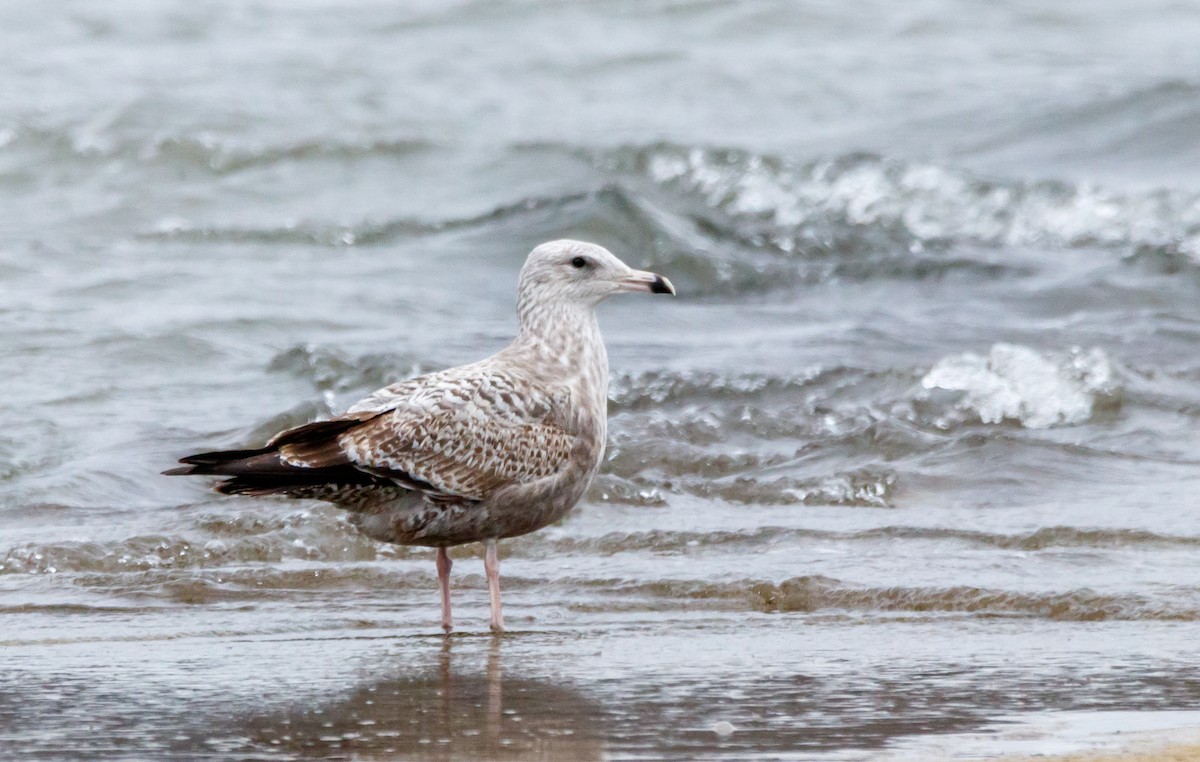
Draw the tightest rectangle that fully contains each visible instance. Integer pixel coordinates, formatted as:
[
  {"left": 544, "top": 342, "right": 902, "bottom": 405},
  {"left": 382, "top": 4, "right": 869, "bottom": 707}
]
[{"left": 167, "top": 239, "right": 675, "bottom": 631}]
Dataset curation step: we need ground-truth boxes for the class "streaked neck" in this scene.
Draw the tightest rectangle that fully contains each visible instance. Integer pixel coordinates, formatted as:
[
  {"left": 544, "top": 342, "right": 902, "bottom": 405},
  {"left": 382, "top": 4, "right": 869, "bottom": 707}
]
[{"left": 513, "top": 299, "right": 609, "bottom": 407}]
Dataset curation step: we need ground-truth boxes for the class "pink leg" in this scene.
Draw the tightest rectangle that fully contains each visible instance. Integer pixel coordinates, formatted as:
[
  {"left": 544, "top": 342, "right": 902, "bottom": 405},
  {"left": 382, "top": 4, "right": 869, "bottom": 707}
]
[
  {"left": 436, "top": 546, "right": 453, "bottom": 633},
  {"left": 485, "top": 538, "right": 504, "bottom": 633}
]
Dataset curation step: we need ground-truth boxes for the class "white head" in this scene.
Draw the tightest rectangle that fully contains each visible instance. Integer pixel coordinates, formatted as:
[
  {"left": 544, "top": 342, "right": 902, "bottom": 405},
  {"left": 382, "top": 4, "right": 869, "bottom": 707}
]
[{"left": 515, "top": 240, "right": 674, "bottom": 322}]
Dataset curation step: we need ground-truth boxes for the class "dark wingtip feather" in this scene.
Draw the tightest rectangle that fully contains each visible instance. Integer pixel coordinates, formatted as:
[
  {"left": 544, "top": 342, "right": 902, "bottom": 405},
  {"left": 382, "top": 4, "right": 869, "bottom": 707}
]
[
  {"left": 214, "top": 477, "right": 300, "bottom": 497},
  {"left": 214, "top": 479, "right": 256, "bottom": 496},
  {"left": 178, "top": 448, "right": 270, "bottom": 466},
  {"left": 163, "top": 447, "right": 278, "bottom": 478}
]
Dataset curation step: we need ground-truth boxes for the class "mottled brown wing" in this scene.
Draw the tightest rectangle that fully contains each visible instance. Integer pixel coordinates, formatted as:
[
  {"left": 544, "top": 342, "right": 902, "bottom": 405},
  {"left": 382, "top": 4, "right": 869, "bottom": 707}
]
[
  {"left": 338, "top": 370, "right": 575, "bottom": 501},
  {"left": 266, "top": 412, "right": 382, "bottom": 449}
]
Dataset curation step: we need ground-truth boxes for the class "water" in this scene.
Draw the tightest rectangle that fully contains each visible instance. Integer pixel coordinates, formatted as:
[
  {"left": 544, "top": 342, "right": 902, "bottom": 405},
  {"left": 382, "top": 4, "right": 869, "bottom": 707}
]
[{"left": 4, "top": 1, "right": 1200, "bottom": 759}]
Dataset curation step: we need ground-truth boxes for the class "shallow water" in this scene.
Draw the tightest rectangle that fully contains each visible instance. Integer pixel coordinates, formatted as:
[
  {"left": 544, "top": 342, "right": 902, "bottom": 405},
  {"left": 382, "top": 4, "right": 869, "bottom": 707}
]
[{"left": 4, "top": 1, "right": 1200, "bottom": 759}]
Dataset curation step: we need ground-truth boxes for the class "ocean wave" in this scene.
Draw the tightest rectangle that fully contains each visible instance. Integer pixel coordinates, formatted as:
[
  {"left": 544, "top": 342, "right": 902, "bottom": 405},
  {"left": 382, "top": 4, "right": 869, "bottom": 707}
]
[
  {"left": 596, "top": 144, "right": 1200, "bottom": 258},
  {"left": 23, "top": 124, "right": 1200, "bottom": 274},
  {"left": 139, "top": 188, "right": 593, "bottom": 247},
  {"left": 592, "top": 575, "right": 1199, "bottom": 621},
  {"left": 590, "top": 467, "right": 898, "bottom": 508},
  {"left": 505, "top": 525, "right": 1200, "bottom": 557},
  {"left": 141, "top": 214, "right": 436, "bottom": 247},
  {"left": 0, "top": 509, "right": 412, "bottom": 576},
  {"left": 609, "top": 365, "right": 915, "bottom": 440},
  {"left": 135, "top": 138, "right": 1199, "bottom": 299},
  {"left": 751, "top": 577, "right": 1197, "bottom": 621},
  {"left": 10, "top": 521, "right": 1195, "bottom": 579},
  {"left": 14, "top": 544, "right": 1194, "bottom": 621},
  {"left": 686, "top": 469, "right": 898, "bottom": 507},
  {"left": 61, "top": 566, "right": 433, "bottom": 605},
  {"left": 266, "top": 344, "right": 428, "bottom": 394},
  {"left": 919, "top": 344, "right": 1121, "bottom": 429},
  {"left": 610, "top": 367, "right": 835, "bottom": 411},
  {"left": 603, "top": 365, "right": 920, "bottom": 505},
  {"left": 147, "top": 134, "right": 434, "bottom": 174},
  {"left": 130, "top": 140, "right": 1200, "bottom": 299},
  {"left": 1, "top": 123, "right": 434, "bottom": 174}
]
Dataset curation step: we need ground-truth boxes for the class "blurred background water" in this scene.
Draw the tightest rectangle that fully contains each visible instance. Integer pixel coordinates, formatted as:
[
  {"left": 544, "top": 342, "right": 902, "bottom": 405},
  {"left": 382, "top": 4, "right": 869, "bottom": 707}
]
[{"left": 3, "top": 1, "right": 1200, "bottom": 759}]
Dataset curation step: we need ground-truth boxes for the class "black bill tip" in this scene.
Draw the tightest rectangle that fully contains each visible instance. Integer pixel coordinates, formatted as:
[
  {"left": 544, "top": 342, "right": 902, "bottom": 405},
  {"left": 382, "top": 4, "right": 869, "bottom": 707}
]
[{"left": 650, "top": 274, "right": 676, "bottom": 295}]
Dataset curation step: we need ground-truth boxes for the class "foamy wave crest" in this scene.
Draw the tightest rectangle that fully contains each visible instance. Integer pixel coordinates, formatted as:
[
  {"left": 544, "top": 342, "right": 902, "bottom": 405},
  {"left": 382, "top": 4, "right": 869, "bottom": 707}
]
[
  {"left": 602, "top": 145, "right": 1200, "bottom": 256},
  {"left": 920, "top": 344, "right": 1120, "bottom": 429}
]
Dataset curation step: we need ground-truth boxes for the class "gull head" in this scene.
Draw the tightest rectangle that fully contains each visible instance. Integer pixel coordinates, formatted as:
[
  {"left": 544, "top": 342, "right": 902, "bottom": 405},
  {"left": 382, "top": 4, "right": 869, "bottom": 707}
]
[{"left": 516, "top": 240, "right": 675, "bottom": 315}]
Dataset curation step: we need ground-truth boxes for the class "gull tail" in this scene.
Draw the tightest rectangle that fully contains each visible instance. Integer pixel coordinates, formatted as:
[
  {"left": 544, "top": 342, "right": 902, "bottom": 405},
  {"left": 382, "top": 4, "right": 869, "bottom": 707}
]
[
  {"left": 162, "top": 447, "right": 274, "bottom": 476},
  {"left": 164, "top": 415, "right": 389, "bottom": 497},
  {"left": 165, "top": 447, "right": 390, "bottom": 497}
]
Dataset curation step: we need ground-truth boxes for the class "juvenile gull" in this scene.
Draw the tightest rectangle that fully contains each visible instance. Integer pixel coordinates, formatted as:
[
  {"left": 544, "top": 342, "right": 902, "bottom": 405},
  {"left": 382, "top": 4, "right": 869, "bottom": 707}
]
[{"left": 166, "top": 240, "right": 675, "bottom": 632}]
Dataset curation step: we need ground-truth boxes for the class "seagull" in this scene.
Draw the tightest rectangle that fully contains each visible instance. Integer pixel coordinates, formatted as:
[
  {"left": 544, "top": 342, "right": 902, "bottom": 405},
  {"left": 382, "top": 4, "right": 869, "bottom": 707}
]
[{"left": 165, "top": 240, "right": 675, "bottom": 632}]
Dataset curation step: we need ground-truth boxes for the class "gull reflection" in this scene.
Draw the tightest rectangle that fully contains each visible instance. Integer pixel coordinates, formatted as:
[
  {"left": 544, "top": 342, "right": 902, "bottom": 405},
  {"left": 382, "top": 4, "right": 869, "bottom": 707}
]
[{"left": 239, "top": 637, "right": 606, "bottom": 760}]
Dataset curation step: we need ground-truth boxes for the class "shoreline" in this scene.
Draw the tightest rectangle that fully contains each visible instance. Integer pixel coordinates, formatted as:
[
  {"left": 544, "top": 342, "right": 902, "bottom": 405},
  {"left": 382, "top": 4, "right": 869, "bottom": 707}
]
[
  {"left": 1014, "top": 741, "right": 1200, "bottom": 762},
  {"left": 879, "top": 710, "right": 1200, "bottom": 762}
]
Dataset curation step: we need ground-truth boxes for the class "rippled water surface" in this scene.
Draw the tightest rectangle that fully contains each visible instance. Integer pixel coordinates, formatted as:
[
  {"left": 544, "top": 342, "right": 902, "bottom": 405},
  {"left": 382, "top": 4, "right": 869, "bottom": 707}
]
[{"left": 4, "top": 1, "right": 1200, "bottom": 759}]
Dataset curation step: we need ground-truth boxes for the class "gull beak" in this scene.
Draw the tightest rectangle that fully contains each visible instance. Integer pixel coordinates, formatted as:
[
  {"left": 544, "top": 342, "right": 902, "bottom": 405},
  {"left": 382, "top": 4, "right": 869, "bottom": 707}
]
[{"left": 618, "top": 269, "right": 676, "bottom": 296}]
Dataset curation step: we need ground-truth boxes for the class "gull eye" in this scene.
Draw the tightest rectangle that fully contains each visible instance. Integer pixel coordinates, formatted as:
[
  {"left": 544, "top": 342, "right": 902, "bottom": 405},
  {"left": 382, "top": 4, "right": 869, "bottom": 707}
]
[{"left": 571, "top": 256, "right": 588, "bottom": 269}]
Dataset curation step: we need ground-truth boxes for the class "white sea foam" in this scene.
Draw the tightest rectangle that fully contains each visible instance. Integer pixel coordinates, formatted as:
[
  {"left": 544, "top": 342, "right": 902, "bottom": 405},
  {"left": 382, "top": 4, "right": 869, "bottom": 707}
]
[
  {"left": 921, "top": 344, "right": 1118, "bottom": 429},
  {"left": 639, "top": 147, "right": 1200, "bottom": 257}
]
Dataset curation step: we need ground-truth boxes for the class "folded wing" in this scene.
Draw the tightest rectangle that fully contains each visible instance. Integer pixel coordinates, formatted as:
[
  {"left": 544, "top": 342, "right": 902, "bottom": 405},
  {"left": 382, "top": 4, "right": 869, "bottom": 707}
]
[{"left": 165, "top": 368, "right": 574, "bottom": 504}]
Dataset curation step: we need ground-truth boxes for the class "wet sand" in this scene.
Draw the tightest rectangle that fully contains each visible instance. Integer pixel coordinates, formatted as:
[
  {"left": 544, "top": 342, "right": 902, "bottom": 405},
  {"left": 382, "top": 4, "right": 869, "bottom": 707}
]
[
  {"left": 1010, "top": 737, "right": 1200, "bottom": 762},
  {"left": 7, "top": 611, "right": 1200, "bottom": 760},
  {"left": 884, "top": 711, "right": 1200, "bottom": 761},
  {"left": 1043, "top": 745, "right": 1200, "bottom": 762}
]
